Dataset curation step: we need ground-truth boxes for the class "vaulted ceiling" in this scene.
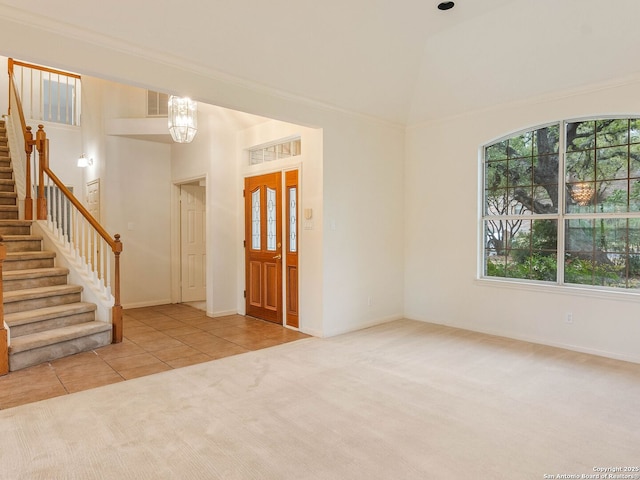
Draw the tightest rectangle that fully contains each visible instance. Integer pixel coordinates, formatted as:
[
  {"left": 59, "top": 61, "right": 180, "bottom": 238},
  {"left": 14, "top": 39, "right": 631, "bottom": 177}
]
[{"left": 1, "top": 0, "right": 639, "bottom": 126}]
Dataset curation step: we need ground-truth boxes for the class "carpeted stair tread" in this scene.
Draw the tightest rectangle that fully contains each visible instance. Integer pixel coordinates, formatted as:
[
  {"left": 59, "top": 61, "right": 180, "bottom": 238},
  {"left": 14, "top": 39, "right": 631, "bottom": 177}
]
[
  {"left": 4, "top": 302, "right": 97, "bottom": 328},
  {"left": 3, "top": 266, "right": 69, "bottom": 281},
  {"left": 3, "top": 284, "right": 83, "bottom": 303},
  {"left": 8, "top": 321, "right": 111, "bottom": 354}
]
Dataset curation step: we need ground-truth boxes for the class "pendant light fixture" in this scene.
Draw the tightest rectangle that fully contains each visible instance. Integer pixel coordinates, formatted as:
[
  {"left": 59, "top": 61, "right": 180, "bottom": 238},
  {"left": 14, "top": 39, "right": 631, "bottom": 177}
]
[{"left": 168, "top": 95, "right": 198, "bottom": 143}]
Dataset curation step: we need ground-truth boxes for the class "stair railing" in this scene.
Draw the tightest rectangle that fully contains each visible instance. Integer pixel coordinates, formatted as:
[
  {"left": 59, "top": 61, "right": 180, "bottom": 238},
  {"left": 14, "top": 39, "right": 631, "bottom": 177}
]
[
  {"left": 32, "top": 126, "right": 123, "bottom": 344},
  {"left": 1, "top": 60, "right": 123, "bottom": 368}
]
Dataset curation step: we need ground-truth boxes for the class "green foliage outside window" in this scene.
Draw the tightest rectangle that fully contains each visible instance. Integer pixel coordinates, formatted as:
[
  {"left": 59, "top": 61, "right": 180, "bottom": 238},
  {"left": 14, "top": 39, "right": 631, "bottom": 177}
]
[{"left": 483, "top": 118, "right": 640, "bottom": 290}]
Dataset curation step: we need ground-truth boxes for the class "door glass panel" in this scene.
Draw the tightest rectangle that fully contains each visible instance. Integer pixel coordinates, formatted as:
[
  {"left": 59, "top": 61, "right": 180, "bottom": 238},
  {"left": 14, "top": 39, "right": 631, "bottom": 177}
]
[
  {"left": 289, "top": 186, "right": 297, "bottom": 252},
  {"left": 267, "top": 187, "right": 277, "bottom": 251},
  {"left": 252, "top": 189, "right": 260, "bottom": 250}
]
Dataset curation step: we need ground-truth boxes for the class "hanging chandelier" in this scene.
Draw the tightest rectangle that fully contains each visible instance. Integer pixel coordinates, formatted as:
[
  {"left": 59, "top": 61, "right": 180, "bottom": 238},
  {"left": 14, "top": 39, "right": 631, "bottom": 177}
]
[
  {"left": 168, "top": 95, "right": 197, "bottom": 143},
  {"left": 570, "top": 182, "right": 595, "bottom": 206}
]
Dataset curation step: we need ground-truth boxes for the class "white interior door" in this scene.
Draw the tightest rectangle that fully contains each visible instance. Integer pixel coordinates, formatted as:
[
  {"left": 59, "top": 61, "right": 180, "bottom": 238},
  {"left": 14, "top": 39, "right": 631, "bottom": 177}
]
[
  {"left": 180, "top": 184, "right": 206, "bottom": 302},
  {"left": 86, "top": 179, "right": 100, "bottom": 221}
]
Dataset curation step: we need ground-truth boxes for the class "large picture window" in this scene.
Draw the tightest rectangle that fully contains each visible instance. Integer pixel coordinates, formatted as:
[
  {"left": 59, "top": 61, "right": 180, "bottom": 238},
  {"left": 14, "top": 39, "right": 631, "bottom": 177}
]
[{"left": 482, "top": 118, "right": 640, "bottom": 291}]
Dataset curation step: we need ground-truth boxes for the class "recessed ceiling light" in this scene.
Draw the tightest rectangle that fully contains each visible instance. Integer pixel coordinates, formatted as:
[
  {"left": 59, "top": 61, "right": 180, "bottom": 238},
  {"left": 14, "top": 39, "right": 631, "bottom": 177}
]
[{"left": 437, "top": 1, "right": 455, "bottom": 10}]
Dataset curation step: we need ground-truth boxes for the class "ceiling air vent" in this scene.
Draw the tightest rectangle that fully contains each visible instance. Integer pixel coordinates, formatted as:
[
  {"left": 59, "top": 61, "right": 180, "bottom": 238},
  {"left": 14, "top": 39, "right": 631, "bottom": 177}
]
[{"left": 147, "top": 90, "right": 169, "bottom": 117}]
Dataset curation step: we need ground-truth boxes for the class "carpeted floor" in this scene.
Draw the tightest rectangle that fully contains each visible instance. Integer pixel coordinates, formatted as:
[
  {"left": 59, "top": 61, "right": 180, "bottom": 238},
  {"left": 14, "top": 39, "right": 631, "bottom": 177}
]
[{"left": 1, "top": 319, "right": 639, "bottom": 479}]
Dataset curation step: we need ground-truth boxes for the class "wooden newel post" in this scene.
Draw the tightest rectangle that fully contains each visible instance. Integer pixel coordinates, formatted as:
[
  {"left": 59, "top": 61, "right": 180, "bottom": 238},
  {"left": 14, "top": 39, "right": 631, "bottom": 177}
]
[
  {"left": 36, "top": 125, "right": 47, "bottom": 220},
  {"left": 24, "top": 126, "right": 33, "bottom": 220},
  {"left": 0, "top": 239, "right": 8, "bottom": 375},
  {"left": 112, "top": 234, "right": 123, "bottom": 343}
]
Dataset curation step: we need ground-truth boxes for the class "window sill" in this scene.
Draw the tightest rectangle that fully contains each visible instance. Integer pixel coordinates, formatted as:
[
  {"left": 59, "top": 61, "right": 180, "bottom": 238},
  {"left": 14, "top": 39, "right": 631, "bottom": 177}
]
[{"left": 475, "top": 276, "right": 640, "bottom": 303}]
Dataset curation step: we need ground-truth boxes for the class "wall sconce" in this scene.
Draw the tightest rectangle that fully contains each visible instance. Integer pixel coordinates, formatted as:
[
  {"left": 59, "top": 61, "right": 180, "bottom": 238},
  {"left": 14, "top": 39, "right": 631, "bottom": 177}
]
[
  {"left": 168, "top": 95, "right": 198, "bottom": 143},
  {"left": 77, "top": 154, "right": 93, "bottom": 168}
]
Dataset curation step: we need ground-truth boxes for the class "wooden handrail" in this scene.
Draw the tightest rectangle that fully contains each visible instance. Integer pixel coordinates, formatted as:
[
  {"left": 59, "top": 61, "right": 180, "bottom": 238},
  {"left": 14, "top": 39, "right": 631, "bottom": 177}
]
[
  {"left": 7, "top": 59, "right": 30, "bottom": 138},
  {"left": 10, "top": 58, "right": 81, "bottom": 80},
  {"left": 8, "top": 60, "right": 34, "bottom": 220},
  {"left": 35, "top": 127, "right": 121, "bottom": 253}
]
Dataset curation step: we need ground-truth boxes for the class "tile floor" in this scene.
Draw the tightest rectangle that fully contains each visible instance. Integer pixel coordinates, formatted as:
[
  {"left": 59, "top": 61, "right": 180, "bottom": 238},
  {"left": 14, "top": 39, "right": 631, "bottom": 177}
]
[{"left": 0, "top": 304, "right": 309, "bottom": 410}]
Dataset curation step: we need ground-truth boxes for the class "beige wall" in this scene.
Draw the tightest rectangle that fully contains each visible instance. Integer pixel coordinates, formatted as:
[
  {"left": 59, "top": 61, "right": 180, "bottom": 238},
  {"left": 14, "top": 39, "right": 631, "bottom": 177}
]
[
  {"left": 104, "top": 136, "right": 172, "bottom": 307},
  {"left": 405, "top": 78, "right": 640, "bottom": 363}
]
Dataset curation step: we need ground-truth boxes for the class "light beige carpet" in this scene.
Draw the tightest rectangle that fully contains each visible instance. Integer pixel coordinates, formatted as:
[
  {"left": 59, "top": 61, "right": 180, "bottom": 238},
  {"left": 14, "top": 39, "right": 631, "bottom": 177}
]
[{"left": 1, "top": 319, "right": 639, "bottom": 479}]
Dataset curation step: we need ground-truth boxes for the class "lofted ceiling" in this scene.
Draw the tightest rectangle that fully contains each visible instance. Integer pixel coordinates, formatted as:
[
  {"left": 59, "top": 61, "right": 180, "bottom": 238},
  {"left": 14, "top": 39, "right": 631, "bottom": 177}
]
[{"left": 1, "top": 0, "right": 640, "bottom": 126}]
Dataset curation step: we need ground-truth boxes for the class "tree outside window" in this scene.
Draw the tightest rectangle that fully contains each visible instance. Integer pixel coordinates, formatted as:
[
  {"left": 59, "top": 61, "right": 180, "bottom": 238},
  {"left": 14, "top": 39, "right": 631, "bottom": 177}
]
[{"left": 482, "top": 118, "right": 640, "bottom": 290}]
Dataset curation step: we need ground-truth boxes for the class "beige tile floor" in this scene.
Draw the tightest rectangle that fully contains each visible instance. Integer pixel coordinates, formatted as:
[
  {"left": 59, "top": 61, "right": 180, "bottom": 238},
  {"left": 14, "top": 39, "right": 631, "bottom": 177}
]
[{"left": 0, "top": 304, "right": 309, "bottom": 410}]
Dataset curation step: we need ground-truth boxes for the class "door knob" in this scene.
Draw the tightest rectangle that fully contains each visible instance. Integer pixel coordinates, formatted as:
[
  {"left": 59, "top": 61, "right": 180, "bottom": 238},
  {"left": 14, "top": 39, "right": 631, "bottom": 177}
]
[{"left": 272, "top": 254, "right": 282, "bottom": 260}]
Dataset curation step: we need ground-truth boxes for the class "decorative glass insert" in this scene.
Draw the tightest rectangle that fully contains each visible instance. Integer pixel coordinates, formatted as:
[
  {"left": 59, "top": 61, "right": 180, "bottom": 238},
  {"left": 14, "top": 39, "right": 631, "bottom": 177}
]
[
  {"left": 249, "top": 138, "right": 302, "bottom": 165},
  {"left": 251, "top": 189, "right": 261, "bottom": 250},
  {"left": 267, "top": 187, "right": 277, "bottom": 251},
  {"left": 289, "top": 187, "right": 297, "bottom": 252}
]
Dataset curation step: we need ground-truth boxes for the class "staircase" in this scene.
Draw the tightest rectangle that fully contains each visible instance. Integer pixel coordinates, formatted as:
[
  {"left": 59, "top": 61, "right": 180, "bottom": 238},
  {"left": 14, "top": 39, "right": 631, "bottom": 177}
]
[{"left": 0, "top": 120, "right": 112, "bottom": 372}]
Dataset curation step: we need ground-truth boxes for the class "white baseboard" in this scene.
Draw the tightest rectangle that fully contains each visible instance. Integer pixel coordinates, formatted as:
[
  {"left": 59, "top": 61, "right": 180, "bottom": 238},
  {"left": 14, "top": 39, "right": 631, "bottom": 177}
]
[
  {"left": 322, "top": 314, "right": 404, "bottom": 338},
  {"left": 207, "top": 310, "right": 238, "bottom": 318},
  {"left": 122, "top": 299, "right": 173, "bottom": 310},
  {"left": 406, "top": 316, "right": 640, "bottom": 365}
]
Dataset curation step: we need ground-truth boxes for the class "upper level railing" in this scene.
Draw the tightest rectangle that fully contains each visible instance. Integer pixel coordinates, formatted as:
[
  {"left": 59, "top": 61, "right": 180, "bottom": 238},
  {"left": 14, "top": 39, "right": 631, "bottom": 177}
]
[
  {"left": 9, "top": 59, "right": 82, "bottom": 126},
  {"left": 1, "top": 60, "right": 122, "bottom": 375}
]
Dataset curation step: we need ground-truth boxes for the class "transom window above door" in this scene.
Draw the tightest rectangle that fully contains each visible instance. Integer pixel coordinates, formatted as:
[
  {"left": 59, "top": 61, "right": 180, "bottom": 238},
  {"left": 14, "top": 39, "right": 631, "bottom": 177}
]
[{"left": 249, "top": 138, "right": 301, "bottom": 165}]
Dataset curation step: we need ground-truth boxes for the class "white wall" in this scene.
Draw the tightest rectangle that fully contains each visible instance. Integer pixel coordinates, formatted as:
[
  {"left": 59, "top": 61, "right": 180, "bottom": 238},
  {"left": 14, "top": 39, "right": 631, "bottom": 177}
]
[
  {"left": 80, "top": 75, "right": 107, "bottom": 204},
  {"left": 170, "top": 103, "right": 241, "bottom": 317},
  {"left": 104, "top": 136, "right": 172, "bottom": 307},
  {"left": 405, "top": 78, "right": 640, "bottom": 363},
  {"left": 0, "top": 57, "right": 8, "bottom": 116},
  {"left": 38, "top": 122, "right": 83, "bottom": 192},
  {"left": 321, "top": 116, "right": 405, "bottom": 336}
]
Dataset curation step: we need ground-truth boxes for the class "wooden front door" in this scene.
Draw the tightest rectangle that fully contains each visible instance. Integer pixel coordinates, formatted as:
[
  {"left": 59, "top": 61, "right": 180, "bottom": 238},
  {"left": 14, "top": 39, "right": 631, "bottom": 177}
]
[{"left": 245, "top": 172, "right": 283, "bottom": 323}]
